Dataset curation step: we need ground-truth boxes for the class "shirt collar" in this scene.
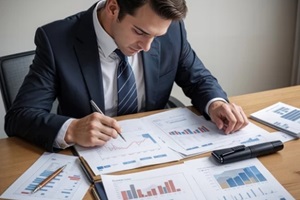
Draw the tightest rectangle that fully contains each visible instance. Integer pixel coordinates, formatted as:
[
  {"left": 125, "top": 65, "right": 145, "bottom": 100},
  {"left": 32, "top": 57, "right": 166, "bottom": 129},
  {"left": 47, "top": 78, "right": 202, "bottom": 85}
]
[{"left": 93, "top": 0, "right": 118, "bottom": 58}]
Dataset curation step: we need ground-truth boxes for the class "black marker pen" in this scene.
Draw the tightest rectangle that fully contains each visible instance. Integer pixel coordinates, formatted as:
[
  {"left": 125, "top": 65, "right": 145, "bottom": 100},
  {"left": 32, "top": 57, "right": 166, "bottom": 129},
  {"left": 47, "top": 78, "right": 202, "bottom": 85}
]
[{"left": 211, "top": 140, "right": 284, "bottom": 164}]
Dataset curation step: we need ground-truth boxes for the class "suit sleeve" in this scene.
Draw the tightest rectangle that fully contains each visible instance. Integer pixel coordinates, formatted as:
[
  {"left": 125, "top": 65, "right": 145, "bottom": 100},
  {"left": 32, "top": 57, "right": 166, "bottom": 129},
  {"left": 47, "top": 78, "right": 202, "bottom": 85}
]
[
  {"left": 175, "top": 21, "right": 229, "bottom": 117},
  {"left": 4, "top": 27, "right": 69, "bottom": 152}
]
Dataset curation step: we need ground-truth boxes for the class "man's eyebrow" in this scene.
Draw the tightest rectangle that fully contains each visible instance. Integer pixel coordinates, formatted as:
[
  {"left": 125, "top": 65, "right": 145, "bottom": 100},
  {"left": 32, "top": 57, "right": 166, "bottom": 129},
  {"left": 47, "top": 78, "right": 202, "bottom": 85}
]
[{"left": 133, "top": 25, "right": 151, "bottom": 36}]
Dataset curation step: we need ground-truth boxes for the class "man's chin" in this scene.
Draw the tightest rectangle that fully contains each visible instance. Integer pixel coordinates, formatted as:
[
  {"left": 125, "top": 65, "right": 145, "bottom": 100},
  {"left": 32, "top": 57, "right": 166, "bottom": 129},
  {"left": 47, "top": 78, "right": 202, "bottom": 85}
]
[{"left": 127, "top": 48, "right": 141, "bottom": 56}]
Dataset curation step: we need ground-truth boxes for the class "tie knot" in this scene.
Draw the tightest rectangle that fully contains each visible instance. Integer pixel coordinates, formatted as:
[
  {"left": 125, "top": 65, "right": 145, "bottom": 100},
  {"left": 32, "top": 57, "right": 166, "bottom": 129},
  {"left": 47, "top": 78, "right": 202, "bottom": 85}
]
[{"left": 114, "top": 49, "right": 126, "bottom": 61}]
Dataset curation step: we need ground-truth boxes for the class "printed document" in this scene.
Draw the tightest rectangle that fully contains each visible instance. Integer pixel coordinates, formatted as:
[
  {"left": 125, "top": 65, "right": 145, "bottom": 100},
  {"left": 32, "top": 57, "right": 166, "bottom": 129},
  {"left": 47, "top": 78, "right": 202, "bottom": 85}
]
[
  {"left": 0, "top": 153, "right": 90, "bottom": 200},
  {"left": 75, "top": 108, "right": 291, "bottom": 175},
  {"left": 102, "top": 157, "right": 294, "bottom": 200}
]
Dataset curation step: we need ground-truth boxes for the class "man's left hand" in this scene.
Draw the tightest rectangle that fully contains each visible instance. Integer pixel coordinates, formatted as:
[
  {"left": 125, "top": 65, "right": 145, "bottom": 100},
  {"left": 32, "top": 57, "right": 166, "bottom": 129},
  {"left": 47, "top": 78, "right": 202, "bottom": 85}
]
[{"left": 208, "top": 101, "right": 249, "bottom": 134}]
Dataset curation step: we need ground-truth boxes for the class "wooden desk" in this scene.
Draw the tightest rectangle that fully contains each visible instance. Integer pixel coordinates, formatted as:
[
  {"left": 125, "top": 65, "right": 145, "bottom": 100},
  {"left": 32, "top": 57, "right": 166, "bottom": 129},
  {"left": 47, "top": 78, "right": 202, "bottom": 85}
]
[{"left": 0, "top": 86, "right": 299, "bottom": 199}]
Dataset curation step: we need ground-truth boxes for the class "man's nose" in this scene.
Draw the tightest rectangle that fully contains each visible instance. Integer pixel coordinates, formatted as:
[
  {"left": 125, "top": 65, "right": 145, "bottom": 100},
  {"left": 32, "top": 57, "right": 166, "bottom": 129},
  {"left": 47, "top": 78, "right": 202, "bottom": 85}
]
[{"left": 139, "top": 37, "right": 154, "bottom": 52}]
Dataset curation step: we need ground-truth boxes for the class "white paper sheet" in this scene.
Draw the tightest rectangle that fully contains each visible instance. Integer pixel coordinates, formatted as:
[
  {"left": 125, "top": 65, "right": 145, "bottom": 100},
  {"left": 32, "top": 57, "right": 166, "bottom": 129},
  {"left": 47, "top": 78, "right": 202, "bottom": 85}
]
[
  {"left": 75, "top": 118, "right": 181, "bottom": 175},
  {"left": 102, "top": 157, "right": 294, "bottom": 200},
  {"left": 185, "top": 157, "right": 295, "bottom": 200},
  {"left": 0, "top": 153, "right": 90, "bottom": 200},
  {"left": 101, "top": 163, "right": 206, "bottom": 200},
  {"left": 75, "top": 108, "right": 294, "bottom": 175}
]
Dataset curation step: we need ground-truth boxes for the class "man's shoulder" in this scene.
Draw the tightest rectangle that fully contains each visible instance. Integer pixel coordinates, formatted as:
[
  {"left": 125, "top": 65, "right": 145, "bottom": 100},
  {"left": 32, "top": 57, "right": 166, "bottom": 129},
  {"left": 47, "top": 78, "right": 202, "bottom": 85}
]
[
  {"left": 40, "top": 3, "right": 96, "bottom": 32},
  {"left": 41, "top": 10, "right": 87, "bottom": 31}
]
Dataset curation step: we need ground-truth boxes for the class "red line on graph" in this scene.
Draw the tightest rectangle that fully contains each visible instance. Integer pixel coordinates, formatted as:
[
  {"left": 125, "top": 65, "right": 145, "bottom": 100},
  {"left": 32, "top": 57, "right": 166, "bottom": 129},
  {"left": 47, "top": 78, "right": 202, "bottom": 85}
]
[{"left": 105, "top": 139, "right": 147, "bottom": 151}]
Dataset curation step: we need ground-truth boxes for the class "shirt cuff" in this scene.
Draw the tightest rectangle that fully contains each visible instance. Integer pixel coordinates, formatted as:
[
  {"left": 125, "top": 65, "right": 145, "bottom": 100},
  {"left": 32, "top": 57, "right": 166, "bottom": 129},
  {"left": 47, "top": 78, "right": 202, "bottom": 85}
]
[
  {"left": 54, "top": 118, "right": 75, "bottom": 149},
  {"left": 205, "top": 98, "right": 228, "bottom": 117}
]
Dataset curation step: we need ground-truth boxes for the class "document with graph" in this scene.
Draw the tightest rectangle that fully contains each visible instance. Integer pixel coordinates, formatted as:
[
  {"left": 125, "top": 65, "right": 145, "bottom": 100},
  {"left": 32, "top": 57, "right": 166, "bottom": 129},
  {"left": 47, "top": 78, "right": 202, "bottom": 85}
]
[
  {"left": 0, "top": 153, "right": 89, "bottom": 200},
  {"left": 75, "top": 107, "right": 291, "bottom": 175},
  {"left": 74, "top": 118, "right": 181, "bottom": 175},
  {"left": 101, "top": 157, "right": 294, "bottom": 200},
  {"left": 250, "top": 102, "right": 300, "bottom": 138},
  {"left": 142, "top": 108, "right": 274, "bottom": 156},
  {"left": 101, "top": 163, "right": 206, "bottom": 200},
  {"left": 184, "top": 157, "right": 294, "bottom": 200}
]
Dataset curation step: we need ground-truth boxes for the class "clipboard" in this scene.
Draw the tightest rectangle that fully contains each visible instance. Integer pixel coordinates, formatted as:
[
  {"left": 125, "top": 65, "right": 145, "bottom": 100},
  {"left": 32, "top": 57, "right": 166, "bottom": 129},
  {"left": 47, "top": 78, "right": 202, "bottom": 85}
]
[
  {"left": 78, "top": 156, "right": 101, "bottom": 182},
  {"left": 78, "top": 156, "right": 108, "bottom": 199},
  {"left": 93, "top": 181, "right": 108, "bottom": 200}
]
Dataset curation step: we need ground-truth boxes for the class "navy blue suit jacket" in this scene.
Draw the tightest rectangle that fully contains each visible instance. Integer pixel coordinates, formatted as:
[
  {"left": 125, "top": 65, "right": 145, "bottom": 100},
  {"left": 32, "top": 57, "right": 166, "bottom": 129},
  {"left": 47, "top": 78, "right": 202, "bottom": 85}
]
[{"left": 5, "top": 4, "right": 228, "bottom": 151}]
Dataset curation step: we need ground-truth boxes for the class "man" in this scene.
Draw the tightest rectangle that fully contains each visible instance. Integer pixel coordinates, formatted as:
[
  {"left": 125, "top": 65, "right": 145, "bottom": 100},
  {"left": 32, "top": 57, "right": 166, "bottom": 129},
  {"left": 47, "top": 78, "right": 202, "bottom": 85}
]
[{"left": 5, "top": 0, "right": 248, "bottom": 152}]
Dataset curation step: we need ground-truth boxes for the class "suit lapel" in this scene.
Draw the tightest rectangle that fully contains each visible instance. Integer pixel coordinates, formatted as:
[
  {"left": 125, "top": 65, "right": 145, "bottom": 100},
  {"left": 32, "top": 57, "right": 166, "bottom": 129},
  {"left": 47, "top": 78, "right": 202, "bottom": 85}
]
[
  {"left": 72, "top": 4, "right": 161, "bottom": 112},
  {"left": 142, "top": 39, "right": 160, "bottom": 110},
  {"left": 73, "top": 5, "right": 105, "bottom": 112}
]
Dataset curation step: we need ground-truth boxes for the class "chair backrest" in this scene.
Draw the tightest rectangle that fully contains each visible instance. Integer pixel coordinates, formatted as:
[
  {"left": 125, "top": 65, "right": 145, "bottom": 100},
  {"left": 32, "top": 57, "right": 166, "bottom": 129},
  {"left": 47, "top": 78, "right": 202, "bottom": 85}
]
[{"left": 0, "top": 51, "right": 57, "bottom": 113}]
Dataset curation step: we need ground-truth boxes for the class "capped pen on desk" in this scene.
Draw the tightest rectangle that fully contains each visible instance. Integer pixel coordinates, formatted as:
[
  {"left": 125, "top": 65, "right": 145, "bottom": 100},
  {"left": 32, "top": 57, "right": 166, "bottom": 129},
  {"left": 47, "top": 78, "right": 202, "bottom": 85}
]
[
  {"left": 31, "top": 165, "right": 67, "bottom": 193},
  {"left": 90, "top": 100, "right": 126, "bottom": 142},
  {"left": 211, "top": 140, "right": 284, "bottom": 164}
]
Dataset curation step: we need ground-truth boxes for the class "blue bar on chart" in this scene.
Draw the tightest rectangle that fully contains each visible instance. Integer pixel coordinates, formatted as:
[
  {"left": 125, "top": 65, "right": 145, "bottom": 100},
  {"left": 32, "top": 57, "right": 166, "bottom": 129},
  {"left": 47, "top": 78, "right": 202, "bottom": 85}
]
[
  {"left": 169, "top": 126, "right": 210, "bottom": 135},
  {"left": 214, "top": 166, "right": 267, "bottom": 189},
  {"left": 24, "top": 169, "right": 63, "bottom": 194},
  {"left": 120, "top": 179, "right": 181, "bottom": 200},
  {"left": 281, "top": 109, "right": 300, "bottom": 121},
  {"left": 274, "top": 107, "right": 289, "bottom": 115}
]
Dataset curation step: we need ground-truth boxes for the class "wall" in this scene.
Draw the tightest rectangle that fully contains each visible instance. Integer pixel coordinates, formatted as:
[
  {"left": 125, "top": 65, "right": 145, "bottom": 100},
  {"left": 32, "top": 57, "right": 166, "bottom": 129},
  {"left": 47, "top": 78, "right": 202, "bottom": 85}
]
[{"left": 0, "top": 0, "right": 298, "bottom": 139}]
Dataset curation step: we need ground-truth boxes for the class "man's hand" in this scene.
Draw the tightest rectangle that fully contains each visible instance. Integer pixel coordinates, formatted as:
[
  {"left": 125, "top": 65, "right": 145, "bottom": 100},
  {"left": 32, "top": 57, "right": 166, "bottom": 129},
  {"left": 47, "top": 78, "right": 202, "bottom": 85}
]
[
  {"left": 64, "top": 112, "right": 122, "bottom": 147},
  {"left": 208, "top": 101, "right": 249, "bottom": 134}
]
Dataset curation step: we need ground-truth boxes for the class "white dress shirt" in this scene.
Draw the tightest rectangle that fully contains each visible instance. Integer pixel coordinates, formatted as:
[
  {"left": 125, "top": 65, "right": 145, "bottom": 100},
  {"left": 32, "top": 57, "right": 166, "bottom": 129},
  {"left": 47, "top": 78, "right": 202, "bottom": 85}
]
[
  {"left": 54, "top": 0, "right": 145, "bottom": 148},
  {"left": 53, "top": 0, "right": 224, "bottom": 149}
]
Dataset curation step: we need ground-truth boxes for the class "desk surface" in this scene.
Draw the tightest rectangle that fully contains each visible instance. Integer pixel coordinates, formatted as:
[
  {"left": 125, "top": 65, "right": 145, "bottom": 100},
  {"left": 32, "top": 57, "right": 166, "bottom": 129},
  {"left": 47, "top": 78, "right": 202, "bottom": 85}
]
[{"left": 1, "top": 86, "right": 300, "bottom": 199}]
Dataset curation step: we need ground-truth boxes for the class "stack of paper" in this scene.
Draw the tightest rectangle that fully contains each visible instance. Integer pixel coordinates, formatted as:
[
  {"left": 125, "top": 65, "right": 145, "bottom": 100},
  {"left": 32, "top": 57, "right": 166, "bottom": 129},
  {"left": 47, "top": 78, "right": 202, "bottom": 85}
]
[
  {"left": 101, "top": 157, "right": 295, "bottom": 200},
  {"left": 250, "top": 102, "right": 300, "bottom": 138},
  {"left": 75, "top": 108, "right": 288, "bottom": 175}
]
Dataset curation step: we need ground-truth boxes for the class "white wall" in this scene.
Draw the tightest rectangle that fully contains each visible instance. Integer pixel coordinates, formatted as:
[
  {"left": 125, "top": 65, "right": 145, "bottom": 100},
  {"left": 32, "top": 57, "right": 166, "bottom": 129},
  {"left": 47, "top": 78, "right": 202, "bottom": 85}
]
[
  {"left": 173, "top": 0, "right": 298, "bottom": 105},
  {"left": 0, "top": 0, "right": 298, "bottom": 139}
]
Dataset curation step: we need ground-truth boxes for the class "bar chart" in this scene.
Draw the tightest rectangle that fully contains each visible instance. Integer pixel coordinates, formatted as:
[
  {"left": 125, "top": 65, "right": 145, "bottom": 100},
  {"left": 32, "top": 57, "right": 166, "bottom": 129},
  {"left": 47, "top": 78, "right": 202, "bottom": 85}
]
[
  {"left": 185, "top": 158, "right": 294, "bottom": 200},
  {"left": 250, "top": 102, "right": 300, "bottom": 137},
  {"left": 24, "top": 166, "right": 64, "bottom": 193},
  {"left": 102, "top": 166, "right": 204, "bottom": 200},
  {"left": 1, "top": 153, "right": 89, "bottom": 200},
  {"left": 274, "top": 106, "right": 300, "bottom": 122},
  {"left": 120, "top": 179, "right": 181, "bottom": 199},
  {"left": 168, "top": 125, "right": 210, "bottom": 135},
  {"left": 18, "top": 162, "right": 83, "bottom": 199},
  {"left": 214, "top": 166, "right": 267, "bottom": 189}
]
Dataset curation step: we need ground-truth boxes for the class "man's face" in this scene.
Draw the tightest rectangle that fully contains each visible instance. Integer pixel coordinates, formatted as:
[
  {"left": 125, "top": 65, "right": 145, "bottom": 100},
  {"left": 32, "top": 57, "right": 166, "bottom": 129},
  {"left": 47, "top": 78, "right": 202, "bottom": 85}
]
[{"left": 110, "top": 2, "right": 172, "bottom": 56}]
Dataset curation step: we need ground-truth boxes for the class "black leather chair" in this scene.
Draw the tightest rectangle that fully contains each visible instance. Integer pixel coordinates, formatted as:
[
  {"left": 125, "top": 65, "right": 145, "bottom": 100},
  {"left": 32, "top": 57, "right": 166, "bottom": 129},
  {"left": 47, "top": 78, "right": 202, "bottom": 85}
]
[
  {"left": 0, "top": 51, "right": 184, "bottom": 113},
  {"left": 0, "top": 51, "right": 59, "bottom": 113}
]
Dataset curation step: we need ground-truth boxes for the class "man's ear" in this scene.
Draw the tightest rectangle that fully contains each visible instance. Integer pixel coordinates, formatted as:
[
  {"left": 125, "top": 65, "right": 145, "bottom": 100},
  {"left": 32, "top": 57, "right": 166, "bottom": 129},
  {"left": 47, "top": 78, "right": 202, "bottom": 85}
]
[{"left": 105, "top": 0, "right": 119, "bottom": 17}]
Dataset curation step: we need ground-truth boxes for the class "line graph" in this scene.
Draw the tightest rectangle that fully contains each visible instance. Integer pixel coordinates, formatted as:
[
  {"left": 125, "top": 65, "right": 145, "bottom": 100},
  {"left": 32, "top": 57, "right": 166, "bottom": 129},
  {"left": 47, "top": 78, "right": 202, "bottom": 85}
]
[
  {"left": 104, "top": 134, "right": 156, "bottom": 151},
  {"left": 98, "top": 133, "right": 161, "bottom": 159}
]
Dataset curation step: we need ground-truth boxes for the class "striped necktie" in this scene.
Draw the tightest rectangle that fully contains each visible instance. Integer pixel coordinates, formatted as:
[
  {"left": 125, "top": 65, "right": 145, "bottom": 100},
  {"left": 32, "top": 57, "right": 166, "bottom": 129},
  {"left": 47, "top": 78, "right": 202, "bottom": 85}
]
[{"left": 114, "top": 49, "right": 138, "bottom": 115}]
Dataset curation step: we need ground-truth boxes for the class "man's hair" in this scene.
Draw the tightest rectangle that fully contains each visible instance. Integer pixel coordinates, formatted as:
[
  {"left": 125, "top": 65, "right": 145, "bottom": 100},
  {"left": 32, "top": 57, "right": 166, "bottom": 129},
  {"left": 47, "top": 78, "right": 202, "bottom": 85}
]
[{"left": 116, "top": 0, "right": 187, "bottom": 21}]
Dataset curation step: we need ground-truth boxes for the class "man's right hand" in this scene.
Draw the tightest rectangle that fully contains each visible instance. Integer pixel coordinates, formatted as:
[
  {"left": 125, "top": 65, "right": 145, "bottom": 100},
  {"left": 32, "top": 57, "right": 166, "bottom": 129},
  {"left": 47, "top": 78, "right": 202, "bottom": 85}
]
[{"left": 64, "top": 112, "right": 122, "bottom": 147}]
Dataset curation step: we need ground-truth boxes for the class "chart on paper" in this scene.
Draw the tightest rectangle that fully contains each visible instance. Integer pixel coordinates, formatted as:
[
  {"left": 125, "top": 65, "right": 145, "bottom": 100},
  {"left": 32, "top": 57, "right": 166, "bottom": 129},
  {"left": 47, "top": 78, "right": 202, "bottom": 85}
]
[
  {"left": 144, "top": 108, "right": 272, "bottom": 156},
  {"left": 13, "top": 159, "right": 82, "bottom": 199},
  {"left": 102, "top": 164, "right": 205, "bottom": 200},
  {"left": 117, "top": 174, "right": 187, "bottom": 199},
  {"left": 98, "top": 133, "right": 160, "bottom": 159},
  {"left": 148, "top": 108, "right": 221, "bottom": 151},
  {"left": 0, "top": 153, "right": 89, "bottom": 200},
  {"left": 250, "top": 102, "right": 300, "bottom": 137},
  {"left": 75, "top": 118, "right": 180, "bottom": 175},
  {"left": 185, "top": 158, "right": 295, "bottom": 200}
]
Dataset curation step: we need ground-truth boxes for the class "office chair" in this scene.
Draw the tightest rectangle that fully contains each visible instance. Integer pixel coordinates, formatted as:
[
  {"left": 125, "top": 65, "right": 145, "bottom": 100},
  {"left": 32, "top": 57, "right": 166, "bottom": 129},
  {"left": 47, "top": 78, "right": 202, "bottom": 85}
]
[
  {"left": 0, "top": 51, "right": 184, "bottom": 113},
  {"left": 0, "top": 51, "right": 58, "bottom": 113},
  {"left": 0, "top": 51, "right": 35, "bottom": 112}
]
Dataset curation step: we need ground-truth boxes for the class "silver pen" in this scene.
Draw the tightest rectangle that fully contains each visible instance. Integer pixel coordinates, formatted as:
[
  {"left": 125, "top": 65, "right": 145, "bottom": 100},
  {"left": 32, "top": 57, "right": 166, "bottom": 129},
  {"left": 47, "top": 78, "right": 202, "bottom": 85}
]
[{"left": 90, "top": 100, "right": 126, "bottom": 142}]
